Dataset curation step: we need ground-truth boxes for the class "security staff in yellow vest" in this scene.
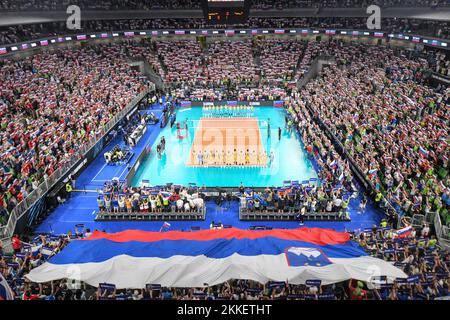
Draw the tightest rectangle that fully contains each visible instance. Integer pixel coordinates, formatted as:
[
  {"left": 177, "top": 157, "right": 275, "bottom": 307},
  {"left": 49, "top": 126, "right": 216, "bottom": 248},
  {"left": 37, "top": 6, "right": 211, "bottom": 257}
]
[
  {"left": 380, "top": 219, "right": 388, "bottom": 228},
  {"left": 162, "top": 195, "right": 170, "bottom": 211},
  {"left": 427, "top": 236, "right": 437, "bottom": 248},
  {"left": 374, "top": 192, "right": 383, "bottom": 206},
  {"left": 66, "top": 182, "right": 73, "bottom": 199},
  {"left": 342, "top": 199, "right": 350, "bottom": 210}
]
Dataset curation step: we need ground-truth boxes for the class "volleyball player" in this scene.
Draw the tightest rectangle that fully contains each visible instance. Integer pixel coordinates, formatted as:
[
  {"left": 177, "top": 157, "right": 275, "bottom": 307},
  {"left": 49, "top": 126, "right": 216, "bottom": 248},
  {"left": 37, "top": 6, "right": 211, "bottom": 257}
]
[
  {"left": 208, "top": 149, "right": 214, "bottom": 165},
  {"left": 262, "top": 150, "right": 268, "bottom": 165},
  {"left": 245, "top": 149, "right": 250, "bottom": 165},
  {"left": 176, "top": 122, "right": 181, "bottom": 137},
  {"left": 215, "top": 149, "right": 220, "bottom": 165},
  {"left": 204, "top": 150, "right": 209, "bottom": 165},
  {"left": 221, "top": 149, "right": 226, "bottom": 164},
  {"left": 192, "top": 149, "right": 197, "bottom": 164},
  {"left": 196, "top": 150, "right": 202, "bottom": 165},
  {"left": 238, "top": 149, "right": 245, "bottom": 166},
  {"left": 251, "top": 149, "right": 257, "bottom": 165},
  {"left": 226, "top": 149, "right": 233, "bottom": 166}
]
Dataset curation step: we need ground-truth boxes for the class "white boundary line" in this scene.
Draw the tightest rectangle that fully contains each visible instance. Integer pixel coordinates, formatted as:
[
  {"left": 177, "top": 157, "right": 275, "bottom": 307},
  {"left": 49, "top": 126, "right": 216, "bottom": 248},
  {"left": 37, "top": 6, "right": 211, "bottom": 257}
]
[
  {"left": 92, "top": 163, "right": 126, "bottom": 182},
  {"left": 50, "top": 221, "right": 95, "bottom": 223},
  {"left": 90, "top": 163, "right": 107, "bottom": 181},
  {"left": 191, "top": 118, "right": 259, "bottom": 121},
  {"left": 118, "top": 166, "right": 128, "bottom": 179},
  {"left": 60, "top": 207, "right": 97, "bottom": 210}
]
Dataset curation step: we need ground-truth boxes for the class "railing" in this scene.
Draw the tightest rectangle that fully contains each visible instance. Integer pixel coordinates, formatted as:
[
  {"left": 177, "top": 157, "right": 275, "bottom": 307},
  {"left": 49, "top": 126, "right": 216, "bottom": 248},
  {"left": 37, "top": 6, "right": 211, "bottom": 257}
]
[
  {"left": 95, "top": 206, "right": 206, "bottom": 221},
  {"left": 434, "top": 211, "right": 450, "bottom": 250},
  {"left": 0, "top": 86, "right": 154, "bottom": 251},
  {"left": 239, "top": 207, "right": 350, "bottom": 221}
]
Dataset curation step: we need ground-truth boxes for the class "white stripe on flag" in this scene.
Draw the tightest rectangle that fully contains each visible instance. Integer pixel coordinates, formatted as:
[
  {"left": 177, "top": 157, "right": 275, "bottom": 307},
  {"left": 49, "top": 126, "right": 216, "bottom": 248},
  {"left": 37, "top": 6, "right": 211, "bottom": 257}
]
[
  {"left": 0, "top": 274, "right": 14, "bottom": 300},
  {"left": 25, "top": 254, "right": 406, "bottom": 289}
]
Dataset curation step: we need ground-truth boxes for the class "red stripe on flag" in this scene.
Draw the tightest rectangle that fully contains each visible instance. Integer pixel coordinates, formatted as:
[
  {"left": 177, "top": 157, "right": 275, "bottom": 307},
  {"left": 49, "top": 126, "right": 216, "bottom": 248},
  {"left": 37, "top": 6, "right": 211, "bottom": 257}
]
[{"left": 85, "top": 227, "right": 350, "bottom": 245}]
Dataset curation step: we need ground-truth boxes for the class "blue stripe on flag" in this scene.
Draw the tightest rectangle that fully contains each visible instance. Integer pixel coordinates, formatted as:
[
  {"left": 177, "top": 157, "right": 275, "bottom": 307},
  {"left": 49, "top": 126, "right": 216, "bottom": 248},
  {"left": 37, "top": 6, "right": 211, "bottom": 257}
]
[{"left": 48, "top": 237, "right": 368, "bottom": 264}]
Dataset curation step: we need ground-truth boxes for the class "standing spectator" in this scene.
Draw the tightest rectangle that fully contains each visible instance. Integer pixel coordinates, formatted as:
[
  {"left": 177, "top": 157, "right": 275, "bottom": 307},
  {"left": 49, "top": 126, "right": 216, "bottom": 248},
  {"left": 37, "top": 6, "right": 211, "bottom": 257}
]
[
  {"left": 11, "top": 234, "right": 22, "bottom": 253},
  {"left": 348, "top": 280, "right": 367, "bottom": 300}
]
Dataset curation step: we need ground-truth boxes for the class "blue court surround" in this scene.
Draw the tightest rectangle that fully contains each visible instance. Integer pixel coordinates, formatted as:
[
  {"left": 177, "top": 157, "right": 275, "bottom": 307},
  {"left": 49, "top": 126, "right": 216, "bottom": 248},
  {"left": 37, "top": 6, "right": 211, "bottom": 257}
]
[
  {"left": 34, "top": 100, "right": 384, "bottom": 235},
  {"left": 131, "top": 106, "right": 318, "bottom": 187}
]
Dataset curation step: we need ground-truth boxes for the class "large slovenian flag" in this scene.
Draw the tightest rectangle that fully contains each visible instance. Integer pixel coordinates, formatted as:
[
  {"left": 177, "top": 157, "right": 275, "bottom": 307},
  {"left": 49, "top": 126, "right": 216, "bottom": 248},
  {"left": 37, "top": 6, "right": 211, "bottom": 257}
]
[
  {"left": 0, "top": 274, "right": 14, "bottom": 300},
  {"left": 25, "top": 228, "right": 406, "bottom": 288}
]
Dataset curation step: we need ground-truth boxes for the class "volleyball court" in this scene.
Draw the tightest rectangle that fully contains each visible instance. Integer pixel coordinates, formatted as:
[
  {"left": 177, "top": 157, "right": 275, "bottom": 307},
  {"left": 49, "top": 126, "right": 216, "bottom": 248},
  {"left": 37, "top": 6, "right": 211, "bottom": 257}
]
[{"left": 185, "top": 118, "right": 268, "bottom": 167}]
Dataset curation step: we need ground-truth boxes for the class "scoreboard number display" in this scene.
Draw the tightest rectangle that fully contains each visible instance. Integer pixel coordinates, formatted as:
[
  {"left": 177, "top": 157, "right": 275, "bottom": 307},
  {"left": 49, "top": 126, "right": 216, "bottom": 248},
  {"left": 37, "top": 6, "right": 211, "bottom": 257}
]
[{"left": 202, "top": 0, "right": 250, "bottom": 24}]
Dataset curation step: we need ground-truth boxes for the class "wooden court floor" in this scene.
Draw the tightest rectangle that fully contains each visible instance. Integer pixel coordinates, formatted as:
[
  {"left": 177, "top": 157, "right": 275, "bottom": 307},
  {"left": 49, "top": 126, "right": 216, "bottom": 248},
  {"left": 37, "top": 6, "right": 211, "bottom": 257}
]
[{"left": 186, "top": 118, "right": 268, "bottom": 167}]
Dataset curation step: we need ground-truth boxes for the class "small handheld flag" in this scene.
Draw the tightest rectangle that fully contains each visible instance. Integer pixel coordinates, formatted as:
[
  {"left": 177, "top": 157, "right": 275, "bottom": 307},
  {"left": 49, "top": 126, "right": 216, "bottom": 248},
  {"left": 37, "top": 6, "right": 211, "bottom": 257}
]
[
  {"left": 418, "top": 147, "right": 429, "bottom": 158},
  {"left": 159, "top": 222, "right": 171, "bottom": 232},
  {"left": 394, "top": 225, "right": 413, "bottom": 239}
]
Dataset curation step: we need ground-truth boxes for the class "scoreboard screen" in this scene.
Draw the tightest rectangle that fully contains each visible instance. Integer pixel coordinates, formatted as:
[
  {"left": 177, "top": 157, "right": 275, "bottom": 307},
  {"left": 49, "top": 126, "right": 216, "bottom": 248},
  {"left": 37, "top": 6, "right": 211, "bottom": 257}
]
[
  {"left": 203, "top": 0, "right": 250, "bottom": 25},
  {"left": 208, "top": 0, "right": 245, "bottom": 7}
]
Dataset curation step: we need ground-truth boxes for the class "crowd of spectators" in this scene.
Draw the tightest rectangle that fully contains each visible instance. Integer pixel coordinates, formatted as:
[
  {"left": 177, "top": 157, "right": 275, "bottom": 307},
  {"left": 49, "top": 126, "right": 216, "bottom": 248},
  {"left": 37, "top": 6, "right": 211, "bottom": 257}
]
[
  {"left": 1, "top": 0, "right": 448, "bottom": 11},
  {"left": 353, "top": 224, "right": 449, "bottom": 300},
  {"left": 155, "top": 39, "right": 204, "bottom": 84},
  {"left": 97, "top": 180, "right": 205, "bottom": 214},
  {"left": 156, "top": 39, "right": 303, "bottom": 89},
  {"left": 205, "top": 40, "right": 259, "bottom": 85},
  {"left": 1, "top": 17, "right": 450, "bottom": 46},
  {"left": 156, "top": 38, "right": 310, "bottom": 88},
  {"left": 297, "top": 40, "right": 449, "bottom": 224},
  {"left": 251, "top": 0, "right": 447, "bottom": 9},
  {"left": 432, "top": 50, "right": 450, "bottom": 76},
  {"left": 171, "top": 85, "right": 291, "bottom": 101},
  {"left": 255, "top": 38, "right": 307, "bottom": 84},
  {"left": 240, "top": 184, "right": 351, "bottom": 218},
  {"left": 0, "top": 0, "right": 202, "bottom": 11},
  {"left": 0, "top": 44, "right": 150, "bottom": 224}
]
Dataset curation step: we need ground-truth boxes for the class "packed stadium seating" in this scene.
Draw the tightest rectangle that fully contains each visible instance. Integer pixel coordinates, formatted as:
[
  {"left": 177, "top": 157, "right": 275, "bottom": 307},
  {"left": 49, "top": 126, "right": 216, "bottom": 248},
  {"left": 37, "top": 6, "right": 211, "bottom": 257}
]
[
  {"left": 297, "top": 42, "right": 449, "bottom": 220},
  {"left": 0, "top": 0, "right": 202, "bottom": 11},
  {"left": 0, "top": 0, "right": 449, "bottom": 11},
  {"left": 0, "top": 45, "right": 150, "bottom": 220},
  {"left": 1, "top": 17, "right": 449, "bottom": 46}
]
